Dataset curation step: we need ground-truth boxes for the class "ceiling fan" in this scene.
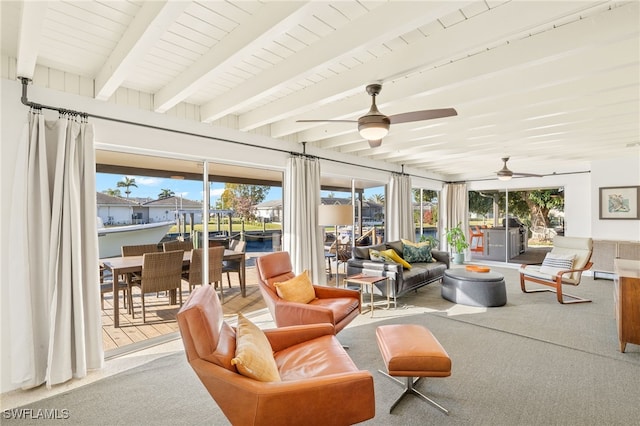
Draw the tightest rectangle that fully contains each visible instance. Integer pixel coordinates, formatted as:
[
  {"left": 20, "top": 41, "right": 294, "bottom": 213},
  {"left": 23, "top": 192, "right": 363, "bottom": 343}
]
[
  {"left": 496, "top": 157, "right": 543, "bottom": 181},
  {"left": 297, "top": 83, "right": 457, "bottom": 148}
]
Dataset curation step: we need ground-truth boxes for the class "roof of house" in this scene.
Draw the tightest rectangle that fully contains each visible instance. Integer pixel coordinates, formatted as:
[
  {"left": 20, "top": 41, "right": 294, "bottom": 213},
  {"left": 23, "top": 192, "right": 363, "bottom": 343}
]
[
  {"left": 143, "top": 196, "right": 202, "bottom": 209},
  {"left": 96, "top": 192, "right": 139, "bottom": 206},
  {"left": 255, "top": 200, "right": 282, "bottom": 209}
]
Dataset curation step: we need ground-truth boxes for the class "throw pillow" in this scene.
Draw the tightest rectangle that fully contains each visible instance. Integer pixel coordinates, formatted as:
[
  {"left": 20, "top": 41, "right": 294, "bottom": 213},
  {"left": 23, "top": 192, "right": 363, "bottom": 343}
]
[
  {"left": 274, "top": 270, "right": 315, "bottom": 304},
  {"left": 539, "top": 253, "right": 574, "bottom": 276},
  {"left": 401, "top": 238, "right": 431, "bottom": 248},
  {"left": 379, "top": 248, "right": 412, "bottom": 269},
  {"left": 369, "top": 249, "right": 385, "bottom": 262},
  {"left": 231, "top": 313, "right": 281, "bottom": 382},
  {"left": 402, "top": 243, "right": 433, "bottom": 263}
]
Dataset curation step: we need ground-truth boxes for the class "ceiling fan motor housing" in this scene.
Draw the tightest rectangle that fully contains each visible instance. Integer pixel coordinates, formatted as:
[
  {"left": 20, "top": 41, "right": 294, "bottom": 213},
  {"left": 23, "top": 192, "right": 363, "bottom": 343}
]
[{"left": 358, "top": 114, "right": 390, "bottom": 140}]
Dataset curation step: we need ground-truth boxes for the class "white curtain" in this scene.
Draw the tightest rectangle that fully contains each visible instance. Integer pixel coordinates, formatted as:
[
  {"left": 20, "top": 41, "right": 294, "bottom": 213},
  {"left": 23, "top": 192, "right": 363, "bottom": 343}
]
[
  {"left": 386, "top": 173, "right": 414, "bottom": 241},
  {"left": 9, "top": 111, "right": 103, "bottom": 389},
  {"left": 441, "top": 182, "right": 468, "bottom": 252},
  {"left": 283, "top": 155, "right": 325, "bottom": 284}
]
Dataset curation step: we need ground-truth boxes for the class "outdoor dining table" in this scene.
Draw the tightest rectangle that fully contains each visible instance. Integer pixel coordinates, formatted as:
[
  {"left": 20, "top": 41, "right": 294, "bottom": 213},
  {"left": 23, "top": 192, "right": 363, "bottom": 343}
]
[{"left": 100, "top": 249, "right": 246, "bottom": 328}]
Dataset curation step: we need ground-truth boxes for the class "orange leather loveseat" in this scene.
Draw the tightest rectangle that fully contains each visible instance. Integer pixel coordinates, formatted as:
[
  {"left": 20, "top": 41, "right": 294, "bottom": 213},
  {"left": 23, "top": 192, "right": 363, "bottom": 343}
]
[{"left": 177, "top": 284, "right": 375, "bottom": 426}]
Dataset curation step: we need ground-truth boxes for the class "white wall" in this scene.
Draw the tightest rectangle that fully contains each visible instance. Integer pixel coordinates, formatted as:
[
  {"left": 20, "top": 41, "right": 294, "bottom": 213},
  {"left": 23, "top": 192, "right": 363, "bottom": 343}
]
[{"left": 591, "top": 157, "right": 640, "bottom": 241}]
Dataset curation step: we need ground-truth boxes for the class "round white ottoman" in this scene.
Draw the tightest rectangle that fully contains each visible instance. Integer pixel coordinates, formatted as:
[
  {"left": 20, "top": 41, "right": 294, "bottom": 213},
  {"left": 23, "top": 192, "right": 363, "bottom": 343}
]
[{"left": 442, "top": 269, "right": 507, "bottom": 307}]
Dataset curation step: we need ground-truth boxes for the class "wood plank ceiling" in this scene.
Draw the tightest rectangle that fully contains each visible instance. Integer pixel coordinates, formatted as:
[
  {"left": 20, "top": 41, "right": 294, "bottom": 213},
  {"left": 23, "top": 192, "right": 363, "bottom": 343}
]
[{"left": 2, "top": 0, "right": 638, "bottom": 182}]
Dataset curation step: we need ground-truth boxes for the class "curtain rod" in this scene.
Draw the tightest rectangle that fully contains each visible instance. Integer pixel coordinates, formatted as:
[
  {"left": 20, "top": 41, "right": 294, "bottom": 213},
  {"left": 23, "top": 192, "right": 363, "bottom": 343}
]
[{"left": 18, "top": 77, "right": 445, "bottom": 184}]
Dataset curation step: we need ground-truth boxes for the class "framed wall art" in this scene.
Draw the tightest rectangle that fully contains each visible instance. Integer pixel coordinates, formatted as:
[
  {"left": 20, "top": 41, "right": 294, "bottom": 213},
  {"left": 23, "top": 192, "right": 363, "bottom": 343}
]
[{"left": 599, "top": 186, "right": 640, "bottom": 220}]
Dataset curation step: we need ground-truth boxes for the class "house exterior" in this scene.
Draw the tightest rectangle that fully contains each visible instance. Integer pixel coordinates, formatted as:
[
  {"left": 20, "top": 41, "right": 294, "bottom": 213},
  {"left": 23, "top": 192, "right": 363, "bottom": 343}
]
[
  {"left": 144, "top": 196, "right": 203, "bottom": 224},
  {"left": 96, "top": 192, "right": 139, "bottom": 225},
  {"left": 255, "top": 199, "right": 283, "bottom": 223}
]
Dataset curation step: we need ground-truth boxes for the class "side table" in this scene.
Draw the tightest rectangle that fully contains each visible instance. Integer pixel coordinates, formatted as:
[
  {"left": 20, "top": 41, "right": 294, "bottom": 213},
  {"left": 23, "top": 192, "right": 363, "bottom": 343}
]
[{"left": 345, "top": 273, "right": 391, "bottom": 317}]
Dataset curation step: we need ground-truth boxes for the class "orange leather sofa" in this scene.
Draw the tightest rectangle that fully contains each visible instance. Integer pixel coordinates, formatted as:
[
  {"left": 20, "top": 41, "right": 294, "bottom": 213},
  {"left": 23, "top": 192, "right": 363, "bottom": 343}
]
[
  {"left": 177, "top": 284, "right": 375, "bottom": 426},
  {"left": 256, "top": 251, "right": 361, "bottom": 334}
]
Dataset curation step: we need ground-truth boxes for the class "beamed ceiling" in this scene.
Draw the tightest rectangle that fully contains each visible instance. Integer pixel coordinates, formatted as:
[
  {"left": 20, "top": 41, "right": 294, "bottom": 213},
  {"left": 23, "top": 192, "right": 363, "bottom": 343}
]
[{"left": 2, "top": 0, "right": 638, "bottom": 183}]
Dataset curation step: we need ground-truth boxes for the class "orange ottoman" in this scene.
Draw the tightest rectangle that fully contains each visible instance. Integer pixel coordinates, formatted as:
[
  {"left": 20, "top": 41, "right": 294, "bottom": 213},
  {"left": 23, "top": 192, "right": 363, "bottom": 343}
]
[{"left": 376, "top": 324, "right": 451, "bottom": 414}]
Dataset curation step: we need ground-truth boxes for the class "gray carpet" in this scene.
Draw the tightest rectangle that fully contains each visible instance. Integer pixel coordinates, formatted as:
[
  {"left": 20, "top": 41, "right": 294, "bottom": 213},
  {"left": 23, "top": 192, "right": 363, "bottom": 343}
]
[{"left": 5, "top": 268, "right": 639, "bottom": 425}]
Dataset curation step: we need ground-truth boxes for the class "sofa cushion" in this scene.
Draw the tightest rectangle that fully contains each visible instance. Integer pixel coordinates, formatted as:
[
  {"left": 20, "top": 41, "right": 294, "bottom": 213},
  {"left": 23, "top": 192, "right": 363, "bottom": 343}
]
[
  {"left": 402, "top": 243, "right": 433, "bottom": 263},
  {"left": 380, "top": 249, "right": 411, "bottom": 269},
  {"left": 401, "top": 238, "right": 431, "bottom": 248},
  {"left": 386, "top": 240, "right": 404, "bottom": 256},
  {"left": 354, "top": 243, "right": 386, "bottom": 260},
  {"left": 275, "top": 335, "right": 359, "bottom": 381},
  {"left": 274, "top": 270, "right": 316, "bottom": 304},
  {"left": 231, "top": 313, "right": 281, "bottom": 382}
]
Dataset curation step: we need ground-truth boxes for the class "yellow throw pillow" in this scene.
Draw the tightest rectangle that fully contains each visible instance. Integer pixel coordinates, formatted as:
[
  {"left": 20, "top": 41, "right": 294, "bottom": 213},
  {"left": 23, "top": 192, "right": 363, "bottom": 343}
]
[
  {"left": 380, "top": 249, "right": 412, "bottom": 269},
  {"left": 274, "top": 270, "right": 316, "bottom": 304},
  {"left": 401, "top": 238, "right": 431, "bottom": 248},
  {"left": 231, "top": 313, "right": 281, "bottom": 382}
]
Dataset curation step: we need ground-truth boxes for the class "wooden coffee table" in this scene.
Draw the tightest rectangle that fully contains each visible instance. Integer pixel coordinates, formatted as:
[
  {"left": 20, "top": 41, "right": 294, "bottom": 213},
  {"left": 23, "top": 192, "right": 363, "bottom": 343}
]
[{"left": 345, "top": 273, "right": 391, "bottom": 317}]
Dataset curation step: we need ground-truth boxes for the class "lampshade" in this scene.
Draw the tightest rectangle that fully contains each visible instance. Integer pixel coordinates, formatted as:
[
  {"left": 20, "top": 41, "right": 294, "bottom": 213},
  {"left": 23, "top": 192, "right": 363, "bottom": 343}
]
[
  {"left": 318, "top": 204, "right": 353, "bottom": 226},
  {"left": 358, "top": 122, "right": 389, "bottom": 140}
]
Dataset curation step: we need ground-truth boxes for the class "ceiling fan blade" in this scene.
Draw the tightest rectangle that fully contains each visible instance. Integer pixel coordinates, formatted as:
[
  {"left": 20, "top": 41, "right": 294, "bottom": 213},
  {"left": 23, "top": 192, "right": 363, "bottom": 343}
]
[
  {"left": 513, "top": 172, "right": 543, "bottom": 178},
  {"left": 296, "top": 119, "right": 357, "bottom": 123},
  {"left": 389, "top": 108, "right": 457, "bottom": 125}
]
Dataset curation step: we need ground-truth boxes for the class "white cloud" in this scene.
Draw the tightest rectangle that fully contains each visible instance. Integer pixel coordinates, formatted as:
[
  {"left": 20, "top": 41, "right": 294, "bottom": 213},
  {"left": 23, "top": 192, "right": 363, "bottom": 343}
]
[
  {"left": 210, "top": 188, "right": 225, "bottom": 197},
  {"left": 134, "top": 176, "right": 163, "bottom": 186}
]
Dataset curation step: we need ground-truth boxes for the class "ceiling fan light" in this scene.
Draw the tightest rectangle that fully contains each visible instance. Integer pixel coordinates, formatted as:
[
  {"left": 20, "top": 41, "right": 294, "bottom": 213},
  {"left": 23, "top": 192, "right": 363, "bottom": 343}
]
[
  {"left": 368, "top": 139, "right": 382, "bottom": 148},
  {"left": 498, "top": 174, "right": 512, "bottom": 181},
  {"left": 358, "top": 122, "right": 389, "bottom": 140}
]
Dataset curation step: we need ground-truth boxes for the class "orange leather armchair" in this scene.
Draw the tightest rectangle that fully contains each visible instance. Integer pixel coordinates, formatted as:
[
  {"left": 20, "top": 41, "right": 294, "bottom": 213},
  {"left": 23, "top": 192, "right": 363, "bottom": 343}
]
[
  {"left": 177, "top": 285, "right": 375, "bottom": 426},
  {"left": 256, "top": 251, "right": 361, "bottom": 334}
]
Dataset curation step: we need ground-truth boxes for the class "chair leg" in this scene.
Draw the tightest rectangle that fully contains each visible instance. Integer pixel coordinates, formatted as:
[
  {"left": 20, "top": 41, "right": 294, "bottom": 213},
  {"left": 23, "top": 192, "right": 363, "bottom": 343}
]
[
  {"left": 520, "top": 274, "right": 591, "bottom": 304},
  {"left": 378, "top": 370, "right": 449, "bottom": 415},
  {"left": 141, "top": 293, "right": 146, "bottom": 323},
  {"left": 227, "top": 271, "right": 232, "bottom": 288},
  {"left": 129, "top": 286, "right": 137, "bottom": 318}
]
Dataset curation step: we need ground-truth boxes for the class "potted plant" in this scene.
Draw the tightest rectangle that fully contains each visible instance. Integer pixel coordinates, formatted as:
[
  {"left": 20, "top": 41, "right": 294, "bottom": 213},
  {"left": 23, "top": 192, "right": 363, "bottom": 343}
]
[{"left": 445, "top": 222, "right": 469, "bottom": 264}]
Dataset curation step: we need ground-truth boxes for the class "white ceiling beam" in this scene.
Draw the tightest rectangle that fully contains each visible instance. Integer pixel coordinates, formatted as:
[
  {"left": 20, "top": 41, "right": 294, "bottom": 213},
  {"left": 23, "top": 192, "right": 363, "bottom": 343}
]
[
  {"left": 297, "top": 2, "right": 639, "bottom": 144},
  {"left": 16, "top": 1, "right": 48, "bottom": 79},
  {"left": 153, "top": 1, "right": 310, "bottom": 113},
  {"left": 199, "top": 1, "right": 469, "bottom": 123},
  {"left": 94, "top": 1, "right": 189, "bottom": 101},
  {"left": 246, "top": 0, "right": 602, "bottom": 134}
]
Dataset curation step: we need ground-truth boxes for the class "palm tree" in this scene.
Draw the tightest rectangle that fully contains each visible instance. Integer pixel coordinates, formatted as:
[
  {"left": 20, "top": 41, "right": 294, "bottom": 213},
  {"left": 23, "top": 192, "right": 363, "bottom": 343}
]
[
  {"left": 103, "top": 188, "right": 121, "bottom": 197},
  {"left": 158, "top": 188, "right": 175, "bottom": 199},
  {"left": 368, "top": 193, "right": 384, "bottom": 204},
  {"left": 116, "top": 177, "right": 137, "bottom": 199}
]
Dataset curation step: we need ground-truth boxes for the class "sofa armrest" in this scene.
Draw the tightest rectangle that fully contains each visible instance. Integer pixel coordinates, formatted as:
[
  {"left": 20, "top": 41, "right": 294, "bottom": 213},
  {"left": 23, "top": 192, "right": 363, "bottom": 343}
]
[
  {"left": 313, "top": 285, "right": 360, "bottom": 300},
  {"left": 431, "top": 250, "right": 450, "bottom": 268},
  {"left": 273, "top": 300, "right": 336, "bottom": 328},
  {"left": 264, "top": 323, "right": 335, "bottom": 352}
]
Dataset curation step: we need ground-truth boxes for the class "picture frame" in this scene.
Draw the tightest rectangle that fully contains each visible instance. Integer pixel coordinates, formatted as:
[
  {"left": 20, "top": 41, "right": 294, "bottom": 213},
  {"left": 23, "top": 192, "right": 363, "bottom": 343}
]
[{"left": 599, "top": 186, "right": 640, "bottom": 220}]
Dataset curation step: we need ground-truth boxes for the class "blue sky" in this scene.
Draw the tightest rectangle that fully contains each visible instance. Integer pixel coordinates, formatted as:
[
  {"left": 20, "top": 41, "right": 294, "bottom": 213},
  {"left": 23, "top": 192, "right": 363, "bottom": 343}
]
[
  {"left": 96, "top": 173, "right": 281, "bottom": 203},
  {"left": 96, "top": 173, "right": 382, "bottom": 203}
]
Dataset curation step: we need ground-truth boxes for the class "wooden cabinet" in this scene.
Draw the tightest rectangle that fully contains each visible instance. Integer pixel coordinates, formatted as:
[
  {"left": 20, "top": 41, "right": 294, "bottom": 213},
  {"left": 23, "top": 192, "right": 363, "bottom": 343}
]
[{"left": 613, "top": 259, "right": 640, "bottom": 353}]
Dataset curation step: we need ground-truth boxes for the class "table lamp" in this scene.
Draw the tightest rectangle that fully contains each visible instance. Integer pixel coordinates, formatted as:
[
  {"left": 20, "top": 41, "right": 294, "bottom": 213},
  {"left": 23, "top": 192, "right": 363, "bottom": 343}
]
[{"left": 318, "top": 204, "right": 353, "bottom": 286}]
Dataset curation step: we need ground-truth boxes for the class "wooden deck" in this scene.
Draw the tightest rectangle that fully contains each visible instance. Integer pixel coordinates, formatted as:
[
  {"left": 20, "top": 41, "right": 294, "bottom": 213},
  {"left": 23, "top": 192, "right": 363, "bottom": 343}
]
[
  {"left": 101, "top": 260, "right": 268, "bottom": 352},
  {"left": 101, "top": 256, "right": 345, "bottom": 352}
]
